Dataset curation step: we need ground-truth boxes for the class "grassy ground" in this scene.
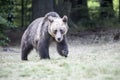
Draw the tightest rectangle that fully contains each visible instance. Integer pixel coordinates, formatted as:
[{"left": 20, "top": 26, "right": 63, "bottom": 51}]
[{"left": 0, "top": 39, "right": 120, "bottom": 80}]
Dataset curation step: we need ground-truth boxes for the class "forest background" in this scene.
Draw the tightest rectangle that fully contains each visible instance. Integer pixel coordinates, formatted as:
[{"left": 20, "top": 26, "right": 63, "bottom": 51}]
[{"left": 0, "top": 0, "right": 119, "bottom": 45}]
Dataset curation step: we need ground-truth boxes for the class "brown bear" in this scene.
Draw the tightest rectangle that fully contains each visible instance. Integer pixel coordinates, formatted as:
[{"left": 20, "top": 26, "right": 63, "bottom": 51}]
[{"left": 21, "top": 12, "right": 69, "bottom": 60}]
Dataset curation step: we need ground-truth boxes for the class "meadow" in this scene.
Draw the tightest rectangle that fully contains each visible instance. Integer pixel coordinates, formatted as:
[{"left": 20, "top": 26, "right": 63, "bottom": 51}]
[
  {"left": 0, "top": 37, "right": 120, "bottom": 80},
  {"left": 0, "top": 0, "right": 120, "bottom": 79}
]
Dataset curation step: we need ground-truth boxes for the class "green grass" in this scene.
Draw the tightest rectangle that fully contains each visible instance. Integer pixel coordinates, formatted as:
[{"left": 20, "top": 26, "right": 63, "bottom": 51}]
[{"left": 0, "top": 41, "right": 120, "bottom": 80}]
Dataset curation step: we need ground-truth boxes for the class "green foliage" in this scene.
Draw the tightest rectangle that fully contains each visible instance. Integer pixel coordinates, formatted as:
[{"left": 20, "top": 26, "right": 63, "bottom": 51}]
[
  {"left": 0, "top": 0, "right": 32, "bottom": 46},
  {"left": 113, "top": 0, "right": 119, "bottom": 16},
  {"left": 0, "top": 0, "right": 16, "bottom": 46},
  {"left": 0, "top": 37, "right": 9, "bottom": 46},
  {"left": 74, "top": 0, "right": 120, "bottom": 31},
  {"left": 0, "top": 0, "right": 120, "bottom": 45},
  {"left": 0, "top": 16, "right": 15, "bottom": 28},
  {"left": 0, "top": 16, "right": 8, "bottom": 26},
  {"left": 88, "top": 0, "right": 119, "bottom": 19},
  {"left": 76, "top": 18, "right": 120, "bottom": 31},
  {"left": 0, "top": 16, "right": 11, "bottom": 46}
]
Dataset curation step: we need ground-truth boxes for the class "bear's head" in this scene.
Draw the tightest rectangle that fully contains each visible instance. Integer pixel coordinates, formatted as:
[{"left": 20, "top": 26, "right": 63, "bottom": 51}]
[{"left": 48, "top": 15, "right": 68, "bottom": 42}]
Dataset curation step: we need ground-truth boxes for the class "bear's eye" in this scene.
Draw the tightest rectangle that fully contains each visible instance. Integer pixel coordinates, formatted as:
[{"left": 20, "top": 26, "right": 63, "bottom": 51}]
[
  {"left": 53, "top": 30, "right": 57, "bottom": 34},
  {"left": 60, "top": 29, "right": 64, "bottom": 34}
]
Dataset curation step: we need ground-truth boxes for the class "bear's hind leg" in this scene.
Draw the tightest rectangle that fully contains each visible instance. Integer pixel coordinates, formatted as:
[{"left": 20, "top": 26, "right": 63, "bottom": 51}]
[{"left": 21, "top": 43, "right": 33, "bottom": 60}]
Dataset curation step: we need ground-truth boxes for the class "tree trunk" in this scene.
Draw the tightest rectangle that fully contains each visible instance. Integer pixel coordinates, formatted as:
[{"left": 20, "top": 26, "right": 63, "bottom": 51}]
[
  {"left": 54, "top": 0, "right": 71, "bottom": 17},
  {"left": 70, "top": 0, "right": 89, "bottom": 23},
  {"left": 119, "top": 0, "right": 120, "bottom": 21},
  {"left": 21, "top": 0, "right": 24, "bottom": 27},
  {"left": 32, "top": 0, "right": 53, "bottom": 20},
  {"left": 100, "top": 0, "right": 114, "bottom": 19}
]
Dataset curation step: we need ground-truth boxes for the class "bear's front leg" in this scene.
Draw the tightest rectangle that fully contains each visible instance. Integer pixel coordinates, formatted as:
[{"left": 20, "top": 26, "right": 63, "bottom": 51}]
[
  {"left": 56, "top": 39, "right": 68, "bottom": 57},
  {"left": 38, "top": 40, "right": 50, "bottom": 59}
]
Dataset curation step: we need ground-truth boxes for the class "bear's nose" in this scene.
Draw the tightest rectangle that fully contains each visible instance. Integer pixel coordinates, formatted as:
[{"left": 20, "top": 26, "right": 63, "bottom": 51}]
[{"left": 57, "top": 38, "right": 61, "bottom": 41}]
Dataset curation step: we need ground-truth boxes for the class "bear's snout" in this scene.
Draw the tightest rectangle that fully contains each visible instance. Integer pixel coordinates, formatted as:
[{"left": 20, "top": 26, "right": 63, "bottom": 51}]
[
  {"left": 56, "top": 37, "right": 62, "bottom": 42},
  {"left": 57, "top": 38, "right": 61, "bottom": 41}
]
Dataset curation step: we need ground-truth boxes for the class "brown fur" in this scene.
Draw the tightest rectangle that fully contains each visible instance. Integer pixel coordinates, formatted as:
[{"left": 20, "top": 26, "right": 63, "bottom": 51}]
[{"left": 21, "top": 12, "right": 68, "bottom": 60}]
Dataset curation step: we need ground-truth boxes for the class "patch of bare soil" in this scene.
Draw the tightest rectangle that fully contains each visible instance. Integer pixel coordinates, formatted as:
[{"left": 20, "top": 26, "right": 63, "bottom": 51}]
[
  {"left": 5, "top": 28, "right": 25, "bottom": 46},
  {"left": 68, "top": 28, "right": 120, "bottom": 44}
]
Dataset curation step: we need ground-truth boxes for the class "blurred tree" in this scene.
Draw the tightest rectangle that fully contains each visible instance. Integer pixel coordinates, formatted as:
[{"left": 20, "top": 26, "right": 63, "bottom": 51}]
[
  {"left": 99, "top": 0, "right": 114, "bottom": 19},
  {"left": 70, "top": 0, "right": 89, "bottom": 23},
  {"left": 32, "top": 0, "right": 53, "bottom": 20},
  {"left": 53, "top": 0, "right": 71, "bottom": 17},
  {"left": 24, "top": 0, "right": 32, "bottom": 26},
  {"left": 0, "top": 0, "right": 15, "bottom": 46},
  {"left": 119, "top": 0, "right": 120, "bottom": 21},
  {"left": 21, "top": 0, "right": 24, "bottom": 27}
]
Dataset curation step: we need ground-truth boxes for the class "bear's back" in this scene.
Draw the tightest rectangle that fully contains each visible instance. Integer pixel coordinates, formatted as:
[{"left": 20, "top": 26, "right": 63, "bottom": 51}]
[
  {"left": 28, "top": 12, "right": 60, "bottom": 34},
  {"left": 44, "top": 12, "right": 60, "bottom": 19}
]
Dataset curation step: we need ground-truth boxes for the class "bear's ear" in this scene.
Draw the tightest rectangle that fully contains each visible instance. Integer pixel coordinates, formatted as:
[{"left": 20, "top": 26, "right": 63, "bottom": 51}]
[
  {"left": 62, "top": 15, "right": 68, "bottom": 23},
  {"left": 48, "top": 16, "right": 54, "bottom": 23}
]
